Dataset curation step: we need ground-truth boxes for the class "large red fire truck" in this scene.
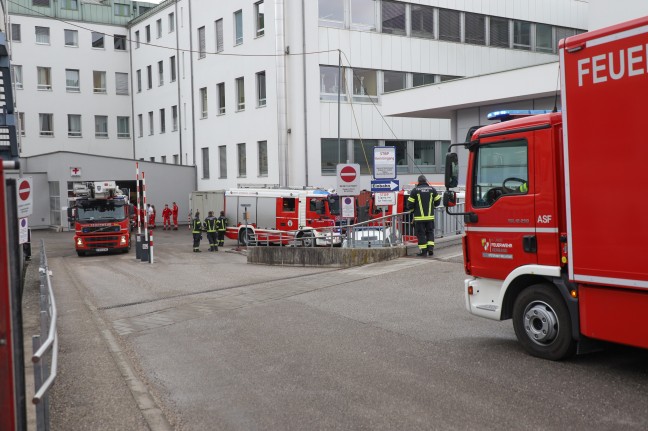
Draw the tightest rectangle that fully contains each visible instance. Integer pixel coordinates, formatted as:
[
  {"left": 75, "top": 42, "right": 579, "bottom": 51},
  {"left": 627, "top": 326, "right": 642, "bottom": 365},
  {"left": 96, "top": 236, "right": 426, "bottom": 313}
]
[
  {"left": 68, "top": 181, "right": 132, "bottom": 256},
  {"left": 443, "top": 16, "right": 648, "bottom": 360},
  {"left": 224, "top": 188, "right": 341, "bottom": 246}
]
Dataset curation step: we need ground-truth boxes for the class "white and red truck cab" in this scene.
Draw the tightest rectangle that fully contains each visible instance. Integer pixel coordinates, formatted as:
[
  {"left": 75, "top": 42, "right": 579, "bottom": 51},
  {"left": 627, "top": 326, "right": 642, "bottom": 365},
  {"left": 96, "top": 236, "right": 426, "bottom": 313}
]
[
  {"left": 224, "top": 188, "right": 340, "bottom": 246},
  {"left": 443, "top": 16, "right": 648, "bottom": 359},
  {"left": 68, "top": 181, "right": 132, "bottom": 256}
]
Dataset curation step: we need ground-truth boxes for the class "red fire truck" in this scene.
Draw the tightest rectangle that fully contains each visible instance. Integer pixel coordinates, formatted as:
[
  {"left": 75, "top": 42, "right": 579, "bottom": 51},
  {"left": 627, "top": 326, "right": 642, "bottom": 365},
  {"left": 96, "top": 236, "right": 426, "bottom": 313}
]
[
  {"left": 443, "top": 16, "right": 648, "bottom": 360},
  {"left": 68, "top": 181, "right": 132, "bottom": 256},
  {"left": 224, "top": 188, "right": 341, "bottom": 246}
]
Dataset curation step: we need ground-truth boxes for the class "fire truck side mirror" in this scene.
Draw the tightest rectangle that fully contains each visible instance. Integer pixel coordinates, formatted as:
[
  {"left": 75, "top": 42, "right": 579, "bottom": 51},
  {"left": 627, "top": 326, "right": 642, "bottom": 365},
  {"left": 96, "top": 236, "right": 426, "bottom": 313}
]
[
  {"left": 445, "top": 152, "right": 459, "bottom": 189},
  {"left": 443, "top": 191, "right": 457, "bottom": 207},
  {"left": 67, "top": 207, "right": 76, "bottom": 221}
]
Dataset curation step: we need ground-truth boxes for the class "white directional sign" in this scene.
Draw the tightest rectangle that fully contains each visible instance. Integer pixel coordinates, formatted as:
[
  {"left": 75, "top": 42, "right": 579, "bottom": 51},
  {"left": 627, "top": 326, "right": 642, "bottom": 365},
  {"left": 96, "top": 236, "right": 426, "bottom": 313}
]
[
  {"left": 373, "top": 146, "right": 397, "bottom": 179},
  {"left": 16, "top": 177, "right": 33, "bottom": 217},
  {"left": 371, "top": 179, "right": 399, "bottom": 192},
  {"left": 336, "top": 164, "right": 361, "bottom": 196}
]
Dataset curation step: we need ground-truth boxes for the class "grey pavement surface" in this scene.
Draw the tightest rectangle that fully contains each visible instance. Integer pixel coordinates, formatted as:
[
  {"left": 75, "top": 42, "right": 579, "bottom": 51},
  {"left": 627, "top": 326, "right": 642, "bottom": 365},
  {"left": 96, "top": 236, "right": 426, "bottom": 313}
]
[{"left": 22, "top": 229, "right": 648, "bottom": 430}]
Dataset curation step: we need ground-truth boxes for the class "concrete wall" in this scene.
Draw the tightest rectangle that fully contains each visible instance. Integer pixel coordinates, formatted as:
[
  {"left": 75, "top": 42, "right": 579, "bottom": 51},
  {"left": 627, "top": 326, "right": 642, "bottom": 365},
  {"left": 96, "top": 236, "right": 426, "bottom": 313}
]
[
  {"left": 248, "top": 245, "right": 407, "bottom": 268},
  {"left": 22, "top": 151, "right": 196, "bottom": 229}
]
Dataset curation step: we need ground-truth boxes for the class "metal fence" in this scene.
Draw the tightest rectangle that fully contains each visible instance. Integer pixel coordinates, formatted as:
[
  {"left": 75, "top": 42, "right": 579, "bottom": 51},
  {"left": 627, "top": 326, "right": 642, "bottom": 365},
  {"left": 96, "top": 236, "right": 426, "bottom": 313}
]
[
  {"left": 32, "top": 240, "right": 58, "bottom": 431},
  {"left": 245, "top": 203, "right": 465, "bottom": 248}
]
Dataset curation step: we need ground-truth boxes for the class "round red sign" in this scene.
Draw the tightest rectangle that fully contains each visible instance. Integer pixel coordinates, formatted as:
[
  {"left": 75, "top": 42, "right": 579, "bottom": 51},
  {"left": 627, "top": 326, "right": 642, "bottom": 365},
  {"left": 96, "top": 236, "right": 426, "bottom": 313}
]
[
  {"left": 340, "top": 166, "right": 357, "bottom": 183},
  {"left": 19, "top": 180, "right": 30, "bottom": 201}
]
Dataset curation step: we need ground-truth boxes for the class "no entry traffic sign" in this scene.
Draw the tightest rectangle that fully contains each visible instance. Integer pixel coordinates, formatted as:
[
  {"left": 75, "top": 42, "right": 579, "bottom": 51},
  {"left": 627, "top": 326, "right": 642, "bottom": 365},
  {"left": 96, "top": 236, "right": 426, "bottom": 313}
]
[
  {"left": 19, "top": 180, "right": 30, "bottom": 200},
  {"left": 336, "top": 164, "right": 360, "bottom": 196},
  {"left": 17, "top": 177, "right": 33, "bottom": 217},
  {"left": 340, "top": 165, "right": 357, "bottom": 183}
]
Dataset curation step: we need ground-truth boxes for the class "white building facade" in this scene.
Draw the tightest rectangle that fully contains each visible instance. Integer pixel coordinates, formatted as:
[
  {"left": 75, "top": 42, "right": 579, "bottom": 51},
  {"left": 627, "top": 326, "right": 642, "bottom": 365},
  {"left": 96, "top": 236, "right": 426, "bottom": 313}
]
[
  {"left": 130, "top": 0, "right": 587, "bottom": 191},
  {"left": 9, "top": 0, "right": 588, "bottom": 191},
  {"left": 8, "top": 0, "right": 157, "bottom": 158}
]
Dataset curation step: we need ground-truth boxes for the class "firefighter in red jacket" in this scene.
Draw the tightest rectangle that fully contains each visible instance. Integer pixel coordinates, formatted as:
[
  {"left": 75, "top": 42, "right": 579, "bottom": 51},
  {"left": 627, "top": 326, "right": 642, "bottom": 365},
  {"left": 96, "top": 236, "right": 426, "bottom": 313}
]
[
  {"left": 162, "top": 204, "right": 172, "bottom": 230},
  {"left": 172, "top": 202, "right": 179, "bottom": 230},
  {"left": 407, "top": 175, "right": 441, "bottom": 256}
]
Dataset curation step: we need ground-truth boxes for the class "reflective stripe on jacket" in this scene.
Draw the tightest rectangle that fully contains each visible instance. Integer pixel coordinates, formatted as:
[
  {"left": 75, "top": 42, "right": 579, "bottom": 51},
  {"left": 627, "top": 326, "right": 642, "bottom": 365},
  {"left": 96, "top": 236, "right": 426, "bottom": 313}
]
[
  {"left": 192, "top": 218, "right": 203, "bottom": 233},
  {"left": 216, "top": 216, "right": 228, "bottom": 231},
  {"left": 407, "top": 184, "right": 441, "bottom": 221},
  {"left": 205, "top": 217, "right": 217, "bottom": 232}
]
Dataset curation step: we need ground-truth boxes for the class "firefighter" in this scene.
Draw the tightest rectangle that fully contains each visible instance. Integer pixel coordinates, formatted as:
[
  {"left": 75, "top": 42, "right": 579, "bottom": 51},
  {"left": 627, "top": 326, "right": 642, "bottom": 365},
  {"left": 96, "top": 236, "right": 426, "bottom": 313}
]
[
  {"left": 162, "top": 204, "right": 172, "bottom": 230},
  {"left": 172, "top": 202, "right": 179, "bottom": 230},
  {"left": 407, "top": 175, "right": 441, "bottom": 257},
  {"left": 216, "top": 210, "right": 228, "bottom": 247},
  {"left": 204, "top": 211, "right": 219, "bottom": 252},
  {"left": 192, "top": 211, "right": 203, "bottom": 252}
]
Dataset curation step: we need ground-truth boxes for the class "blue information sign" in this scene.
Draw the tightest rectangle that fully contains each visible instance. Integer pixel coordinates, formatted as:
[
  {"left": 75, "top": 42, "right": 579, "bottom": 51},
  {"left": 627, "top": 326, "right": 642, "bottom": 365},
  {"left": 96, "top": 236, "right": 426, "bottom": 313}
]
[{"left": 370, "top": 179, "right": 400, "bottom": 192}]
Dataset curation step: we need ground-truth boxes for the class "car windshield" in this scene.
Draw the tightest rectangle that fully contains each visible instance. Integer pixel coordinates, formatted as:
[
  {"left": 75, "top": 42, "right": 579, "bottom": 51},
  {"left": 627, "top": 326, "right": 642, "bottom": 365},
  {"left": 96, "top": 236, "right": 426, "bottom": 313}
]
[{"left": 77, "top": 200, "right": 126, "bottom": 221}]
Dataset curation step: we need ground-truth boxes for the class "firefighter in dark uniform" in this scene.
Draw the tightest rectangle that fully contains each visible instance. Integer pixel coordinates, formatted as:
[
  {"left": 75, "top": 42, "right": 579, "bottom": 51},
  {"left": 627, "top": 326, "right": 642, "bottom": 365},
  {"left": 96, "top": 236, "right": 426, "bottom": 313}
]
[
  {"left": 216, "top": 210, "right": 228, "bottom": 247},
  {"left": 407, "top": 175, "right": 442, "bottom": 256},
  {"left": 192, "top": 212, "right": 203, "bottom": 252},
  {"left": 204, "top": 211, "right": 219, "bottom": 252}
]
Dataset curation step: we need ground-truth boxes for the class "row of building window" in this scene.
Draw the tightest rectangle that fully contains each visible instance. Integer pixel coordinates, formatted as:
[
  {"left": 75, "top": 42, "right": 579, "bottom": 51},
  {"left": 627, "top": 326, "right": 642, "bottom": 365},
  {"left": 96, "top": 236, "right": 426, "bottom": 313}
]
[
  {"left": 12, "top": 65, "right": 129, "bottom": 95},
  {"left": 136, "top": 56, "right": 177, "bottom": 92},
  {"left": 321, "top": 139, "right": 449, "bottom": 175},
  {"left": 141, "top": 155, "right": 181, "bottom": 164},
  {"left": 201, "top": 141, "right": 269, "bottom": 180},
  {"left": 31, "top": 0, "right": 140, "bottom": 18},
  {"left": 24, "top": 113, "right": 131, "bottom": 139},
  {"left": 11, "top": 24, "right": 128, "bottom": 51},
  {"left": 198, "top": 72, "right": 266, "bottom": 118},
  {"left": 134, "top": 11, "right": 176, "bottom": 47},
  {"left": 196, "top": 1, "right": 264, "bottom": 58},
  {"left": 137, "top": 106, "right": 179, "bottom": 137},
  {"left": 320, "top": 65, "right": 461, "bottom": 101},
  {"left": 319, "top": 0, "right": 583, "bottom": 53}
]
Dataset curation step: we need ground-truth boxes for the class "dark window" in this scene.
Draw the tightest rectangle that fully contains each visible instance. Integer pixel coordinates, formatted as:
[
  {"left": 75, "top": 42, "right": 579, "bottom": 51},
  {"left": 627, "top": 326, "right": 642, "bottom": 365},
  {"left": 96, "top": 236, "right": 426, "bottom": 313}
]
[
  {"left": 282, "top": 198, "right": 296, "bottom": 212},
  {"left": 114, "top": 34, "right": 127, "bottom": 51},
  {"left": 382, "top": 1, "right": 406, "bottom": 36},
  {"left": 490, "top": 17, "right": 510, "bottom": 48},
  {"left": 513, "top": 21, "right": 531, "bottom": 50},
  {"left": 411, "top": 4, "right": 434, "bottom": 39},
  {"left": 439, "top": 9, "right": 461, "bottom": 42},
  {"left": 413, "top": 73, "right": 435, "bottom": 87},
  {"left": 465, "top": 13, "right": 486, "bottom": 45}
]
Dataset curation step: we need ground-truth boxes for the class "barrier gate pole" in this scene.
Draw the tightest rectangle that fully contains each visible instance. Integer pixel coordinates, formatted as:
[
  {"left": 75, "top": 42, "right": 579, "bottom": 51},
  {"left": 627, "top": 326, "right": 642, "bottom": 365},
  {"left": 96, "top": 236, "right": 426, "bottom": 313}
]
[
  {"left": 136, "top": 162, "right": 141, "bottom": 235},
  {"left": 150, "top": 233, "right": 154, "bottom": 264}
]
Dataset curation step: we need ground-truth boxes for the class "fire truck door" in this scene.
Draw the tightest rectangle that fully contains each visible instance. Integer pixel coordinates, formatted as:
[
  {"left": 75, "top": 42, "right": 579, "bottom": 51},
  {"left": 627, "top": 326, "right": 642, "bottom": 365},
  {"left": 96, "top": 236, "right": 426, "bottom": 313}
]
[{"left": 465, "top": 136, "right": 537, "bottom": 280}]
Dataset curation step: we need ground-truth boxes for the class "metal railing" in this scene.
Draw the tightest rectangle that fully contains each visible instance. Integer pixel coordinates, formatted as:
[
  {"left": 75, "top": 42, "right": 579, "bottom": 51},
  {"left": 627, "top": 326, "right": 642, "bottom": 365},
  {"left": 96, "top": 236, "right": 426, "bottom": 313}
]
[
  {"left": 244, "top": 203, "right": 465, "bottom": 248},
  {"left": 32, "top": 240, "right": 58, "bottom": 431}
]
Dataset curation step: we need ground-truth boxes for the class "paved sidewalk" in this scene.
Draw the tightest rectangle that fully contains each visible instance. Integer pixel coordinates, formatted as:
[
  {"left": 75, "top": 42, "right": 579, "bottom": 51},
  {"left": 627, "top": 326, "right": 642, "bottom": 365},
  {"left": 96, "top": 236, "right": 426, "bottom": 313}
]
[{"left": 22, "top": 242, "right": 158, "bottom": 431}]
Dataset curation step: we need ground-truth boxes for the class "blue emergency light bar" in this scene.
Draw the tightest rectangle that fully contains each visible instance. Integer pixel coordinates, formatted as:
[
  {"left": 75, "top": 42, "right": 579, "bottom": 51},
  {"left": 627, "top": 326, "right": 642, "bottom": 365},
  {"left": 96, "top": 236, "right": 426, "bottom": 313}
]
[{"left": 487, "top": 109, "right": 556, "bottom": 121}]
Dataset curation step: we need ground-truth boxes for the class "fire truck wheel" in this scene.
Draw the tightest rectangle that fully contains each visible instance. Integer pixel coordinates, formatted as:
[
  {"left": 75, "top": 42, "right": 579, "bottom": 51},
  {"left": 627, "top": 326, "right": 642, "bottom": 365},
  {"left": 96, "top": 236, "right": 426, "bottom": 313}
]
[
  {"left": 238, "top": 228, "right": 254, "bottom": 246},
  {"left": 512, "top": 284, "right": 576, "bottom": 361},
  {"left": 297, "top": 231, "right": 314, "bottom": 247},
  {"left": 76, "top": 251, "right": 86, "bottom": 257}
]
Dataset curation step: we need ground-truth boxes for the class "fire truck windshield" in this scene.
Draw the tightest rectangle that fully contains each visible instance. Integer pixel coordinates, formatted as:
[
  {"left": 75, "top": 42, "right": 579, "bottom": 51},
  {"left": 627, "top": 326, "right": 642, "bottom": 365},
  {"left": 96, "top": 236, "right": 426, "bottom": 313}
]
[
  {"left": 328, "top": 195, "right": 340, "bottom": 215},
  {"left": 77, "top": 200, "right": 126, "bottom": 222},
  {"left": 472, "top": 139, "right": 528, "bottom": 207}
]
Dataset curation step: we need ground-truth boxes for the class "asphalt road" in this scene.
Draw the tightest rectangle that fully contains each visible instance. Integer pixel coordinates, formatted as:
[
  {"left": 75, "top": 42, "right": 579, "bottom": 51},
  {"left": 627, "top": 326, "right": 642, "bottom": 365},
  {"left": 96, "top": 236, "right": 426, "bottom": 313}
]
[{"left": 29, "top": 229, "right": 648, "bottom": 430}]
